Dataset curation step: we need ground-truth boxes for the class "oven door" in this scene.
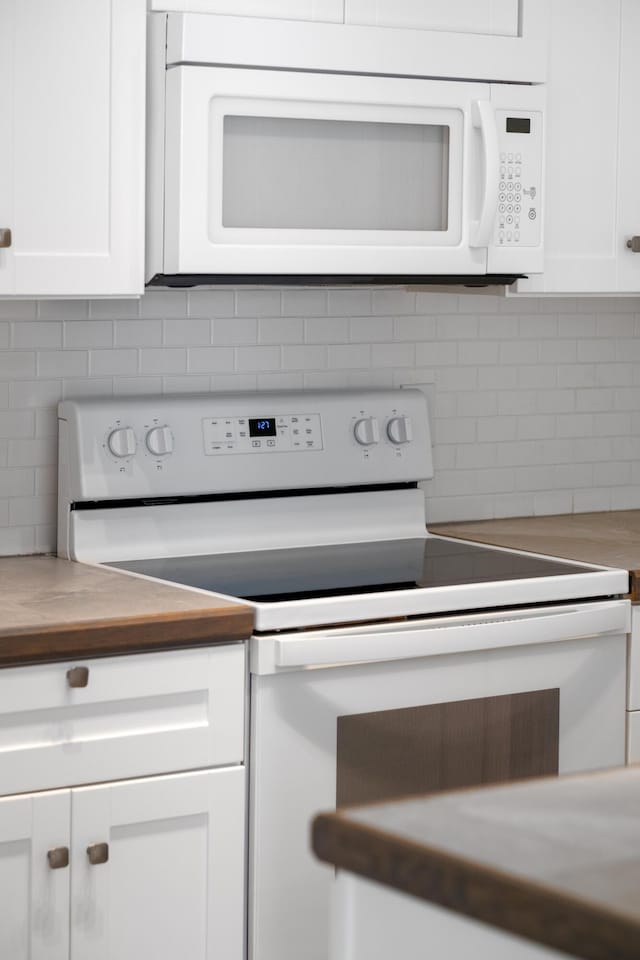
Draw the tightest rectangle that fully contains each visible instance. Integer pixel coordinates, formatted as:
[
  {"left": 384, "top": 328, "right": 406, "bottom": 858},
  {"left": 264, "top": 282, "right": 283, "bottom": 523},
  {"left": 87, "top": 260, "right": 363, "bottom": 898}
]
[
  {"left": 249, "top": 600, "right": 628, "bottom": 960},
  {"left": 162, "top": 67, "right": 492, "bottom": 277}
]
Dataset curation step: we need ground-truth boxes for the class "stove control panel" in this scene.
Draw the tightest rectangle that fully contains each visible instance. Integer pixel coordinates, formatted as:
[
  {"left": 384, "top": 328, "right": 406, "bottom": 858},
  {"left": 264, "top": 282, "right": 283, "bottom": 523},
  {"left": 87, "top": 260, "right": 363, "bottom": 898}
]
[
  {"left": 203, "top": 413, "right": 323, "bottom": 455},
  {"left": 58, "top": 388, "right": 433, "bottom": 502}
]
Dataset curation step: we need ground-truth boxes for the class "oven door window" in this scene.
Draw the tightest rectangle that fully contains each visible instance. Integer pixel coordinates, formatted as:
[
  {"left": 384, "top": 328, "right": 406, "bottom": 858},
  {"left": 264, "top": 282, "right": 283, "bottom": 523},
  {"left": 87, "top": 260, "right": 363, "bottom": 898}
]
[
  {"left": 336, "top": 689, "right": 559, "bottom": 807},
  {"left": 222, "top": 114, "right": 450, "bottom": 233}
]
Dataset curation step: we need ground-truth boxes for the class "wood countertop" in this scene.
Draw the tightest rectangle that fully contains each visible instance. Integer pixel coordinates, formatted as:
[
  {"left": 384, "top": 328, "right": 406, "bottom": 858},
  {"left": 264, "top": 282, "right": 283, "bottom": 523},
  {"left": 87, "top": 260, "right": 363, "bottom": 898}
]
[
  {"left": 313, "top": 765, "right": 640, "bottom": 960},
  {"left": 0, "top": 555, "right": 253, "bottom": 665},
  {"left": 430, "top": 510, "right": 640, "bottom": 599}
]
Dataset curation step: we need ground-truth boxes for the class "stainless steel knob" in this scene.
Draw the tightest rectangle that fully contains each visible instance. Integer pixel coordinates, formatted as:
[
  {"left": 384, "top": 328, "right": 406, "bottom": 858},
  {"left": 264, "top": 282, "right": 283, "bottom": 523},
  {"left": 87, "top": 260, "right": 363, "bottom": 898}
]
[
  {"left": 87, "top": 842, "right": 109, "bottom": 865},
  {"left": 47, "top": 847, "right": 70, "bottom": 870},
  {"left": 626, "top": 236, "right": 640, "bottom": 252},
  {"left": 67, "top": 665, "right": 89, "bottom": 688},
  {"left": 0, "top": 228, "right": 11, "bottom": 248}
]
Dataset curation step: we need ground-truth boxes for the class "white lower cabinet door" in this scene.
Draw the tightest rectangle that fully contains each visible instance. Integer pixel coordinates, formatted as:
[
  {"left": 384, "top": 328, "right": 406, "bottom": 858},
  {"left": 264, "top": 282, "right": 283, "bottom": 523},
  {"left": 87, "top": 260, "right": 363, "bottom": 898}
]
[
  {"left": 70, "top": 767, "right": 246, "bottom": 960},
  {"left": 0, "top": 790, "right": 70, "bottom": 960}
]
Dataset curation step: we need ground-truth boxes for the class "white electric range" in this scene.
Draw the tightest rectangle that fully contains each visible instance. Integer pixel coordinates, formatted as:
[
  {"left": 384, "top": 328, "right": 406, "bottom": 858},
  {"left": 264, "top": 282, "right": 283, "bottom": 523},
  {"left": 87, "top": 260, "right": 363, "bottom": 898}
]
[{"left": 58, "top": 388, "right": 630, "bottom": 960}]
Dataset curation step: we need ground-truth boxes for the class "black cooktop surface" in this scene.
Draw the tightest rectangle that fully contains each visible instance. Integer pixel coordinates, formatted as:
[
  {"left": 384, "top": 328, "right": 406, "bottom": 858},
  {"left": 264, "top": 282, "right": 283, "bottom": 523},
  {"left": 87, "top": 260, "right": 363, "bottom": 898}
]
[{"left": 108, "top": 536, "right": 596, "bottom": 603}]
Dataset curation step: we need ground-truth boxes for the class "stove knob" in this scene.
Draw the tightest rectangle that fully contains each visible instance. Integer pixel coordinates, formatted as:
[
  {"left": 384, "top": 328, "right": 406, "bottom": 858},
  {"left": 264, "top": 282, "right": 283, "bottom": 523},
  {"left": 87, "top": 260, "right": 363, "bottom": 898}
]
[
  {"left": 107, "top": 427, "right": 136, "bottom": 458},
  {"left": 146, "top": 426, "right": 174, "bottom": 457},
  {"left": 387, "top": 416, "right": 413, "bottom": 445},
  {"left": 353, "top": 417, "right": 380, "bottom": 446}
]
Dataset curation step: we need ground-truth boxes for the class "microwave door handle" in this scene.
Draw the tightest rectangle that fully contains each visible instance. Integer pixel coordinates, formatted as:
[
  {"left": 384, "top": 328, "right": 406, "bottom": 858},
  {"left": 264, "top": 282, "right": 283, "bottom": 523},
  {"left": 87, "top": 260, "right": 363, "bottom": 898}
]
[{"left": 469, "top": 100, "right": 499, "bottom": 249}]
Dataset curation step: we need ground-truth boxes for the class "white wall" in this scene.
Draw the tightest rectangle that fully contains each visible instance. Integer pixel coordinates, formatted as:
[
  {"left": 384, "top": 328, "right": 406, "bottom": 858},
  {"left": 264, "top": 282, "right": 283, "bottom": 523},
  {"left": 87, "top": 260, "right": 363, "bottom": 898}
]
[{"left": 1, "top": 286, "right": 639, "bottom": 555}]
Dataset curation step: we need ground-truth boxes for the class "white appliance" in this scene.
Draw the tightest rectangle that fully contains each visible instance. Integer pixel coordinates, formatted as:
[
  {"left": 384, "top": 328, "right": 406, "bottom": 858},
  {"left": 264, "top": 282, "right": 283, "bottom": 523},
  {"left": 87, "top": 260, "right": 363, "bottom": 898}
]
[
  {"left": 57, "top": 389, "right": 628, "bottom": 960},
  {"left": 146, "top": 13, "right": 545, "bottom": 286}
]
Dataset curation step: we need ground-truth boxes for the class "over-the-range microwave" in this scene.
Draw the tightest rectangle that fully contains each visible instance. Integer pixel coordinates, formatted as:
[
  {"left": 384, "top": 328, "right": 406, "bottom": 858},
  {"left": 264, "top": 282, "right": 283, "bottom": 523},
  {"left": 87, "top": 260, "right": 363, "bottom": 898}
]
[{"left": 146, "top": 13, "right": 545, "bottom": 288}]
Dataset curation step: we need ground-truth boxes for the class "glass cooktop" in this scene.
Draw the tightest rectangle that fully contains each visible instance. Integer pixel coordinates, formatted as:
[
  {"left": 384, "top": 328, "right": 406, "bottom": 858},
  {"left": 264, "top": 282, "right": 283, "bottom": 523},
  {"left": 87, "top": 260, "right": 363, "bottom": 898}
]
[{"left": 108, "top": 536, "right": 596, "bottom": 604}]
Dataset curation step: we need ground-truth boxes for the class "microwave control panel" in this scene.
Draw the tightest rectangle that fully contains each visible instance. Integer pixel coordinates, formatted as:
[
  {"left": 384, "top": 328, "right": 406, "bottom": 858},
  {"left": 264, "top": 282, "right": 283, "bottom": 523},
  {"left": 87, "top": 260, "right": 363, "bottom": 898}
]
[{"left": 493, "top": 109, "right": 543, "bottom": 249}]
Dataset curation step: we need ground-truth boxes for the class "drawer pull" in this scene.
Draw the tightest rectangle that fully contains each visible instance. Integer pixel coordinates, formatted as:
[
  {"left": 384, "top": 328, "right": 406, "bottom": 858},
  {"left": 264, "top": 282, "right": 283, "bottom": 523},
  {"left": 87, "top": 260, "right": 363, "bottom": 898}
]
[
  {"left": 67, "top": 665, "right": 89, "bottom": 688},
  {"left": 87, "top": 842, "right": 109, "bottom": 865},
  {"left": 47, "top": 846, "right": 69, "bottom": 870}
]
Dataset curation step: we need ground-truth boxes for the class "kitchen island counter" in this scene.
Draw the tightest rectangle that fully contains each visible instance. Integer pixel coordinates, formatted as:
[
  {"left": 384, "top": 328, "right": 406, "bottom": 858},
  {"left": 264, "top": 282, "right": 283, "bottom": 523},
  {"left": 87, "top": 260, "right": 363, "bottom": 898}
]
[
  {"left": 313, "top": 765, "right": 640, "bottom": 960},
  {"left": 0, "top": 554, "right": 253, "bottom": 665}
]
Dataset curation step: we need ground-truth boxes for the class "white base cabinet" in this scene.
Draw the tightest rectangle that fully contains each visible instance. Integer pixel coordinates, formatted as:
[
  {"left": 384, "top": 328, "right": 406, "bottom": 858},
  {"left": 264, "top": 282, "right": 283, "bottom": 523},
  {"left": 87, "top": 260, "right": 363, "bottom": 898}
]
[
  {"left": 0, "top": 0, "right": 145, "bottom": 297},
  {"left": 0, "top": 645, "right": 246, "bottom": 960},
  {"left": 331, "top": 873, "right": 566, "bottom": 960},
  {"left": 627, "top": 606, "right": 640, "bottom": 762}
]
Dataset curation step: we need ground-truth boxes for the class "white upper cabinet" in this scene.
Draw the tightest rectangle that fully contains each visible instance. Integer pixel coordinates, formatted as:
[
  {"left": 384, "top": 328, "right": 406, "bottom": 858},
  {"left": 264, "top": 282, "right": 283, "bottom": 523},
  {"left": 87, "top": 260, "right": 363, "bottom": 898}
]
[
  {"left": 516, "top": 0, "right": 640, "bottom": 295},
  {"left": 0, "top": 0, "right": 145, "bottom": 298}
]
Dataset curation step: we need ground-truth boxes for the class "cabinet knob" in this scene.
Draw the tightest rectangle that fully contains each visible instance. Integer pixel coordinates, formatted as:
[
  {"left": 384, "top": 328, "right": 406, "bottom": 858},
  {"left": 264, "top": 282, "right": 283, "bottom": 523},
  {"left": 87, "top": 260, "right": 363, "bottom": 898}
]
[
  {"left": 47, "top": 846, "right": 70, "bottom": 870},
  {"left": 626, "top": 236, "right": 640, "bottom": 252},
  {"left": 87, "top": 842, "right": 109, "bottom": 865},
  {"left": 0, "top": 228, "right": 11, "bottom": 249},
  {"left": 66, "top": 665, "right": 89, "bottom": 688}
]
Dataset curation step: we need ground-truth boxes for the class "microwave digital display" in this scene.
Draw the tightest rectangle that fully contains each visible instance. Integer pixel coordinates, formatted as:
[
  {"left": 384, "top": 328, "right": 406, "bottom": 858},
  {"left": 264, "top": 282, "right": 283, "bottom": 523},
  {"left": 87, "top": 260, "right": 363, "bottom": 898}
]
[{"left": 506, "top": 117, "right": 531, "bottom": 134}]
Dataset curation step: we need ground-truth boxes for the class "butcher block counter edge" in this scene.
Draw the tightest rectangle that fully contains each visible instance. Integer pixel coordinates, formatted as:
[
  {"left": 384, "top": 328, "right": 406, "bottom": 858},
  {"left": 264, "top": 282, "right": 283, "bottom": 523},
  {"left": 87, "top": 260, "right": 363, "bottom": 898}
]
[
  {"left": 0, "top": 555, "right": 253, "bottom": 665},
  {"left": 313, "top": 768, "right": 640, "bottom": 960},
  {"left": 430, "top": 510, "right": 638, "bottom": 600}
]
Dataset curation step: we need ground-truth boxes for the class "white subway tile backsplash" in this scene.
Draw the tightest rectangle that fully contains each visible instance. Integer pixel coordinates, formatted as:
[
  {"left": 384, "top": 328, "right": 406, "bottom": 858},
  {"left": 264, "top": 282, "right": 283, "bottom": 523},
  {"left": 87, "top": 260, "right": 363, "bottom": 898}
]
[
  {"left": 12, "top": 321, "right": 62, "bottom": 350},
  {"left": 281, "top": 289, "right": 327, "bottom": 317},
  {"left": 187, "top": 346, "right": 235, "bottom": 373},
  {"left": 236, "top": 290, "right": 281, "bottom": 318},
  {"left": 113, "top": 377, "right": 163, "bottom": 395},
  {"left": 1, "top": 287, "right": 640, "bottom": 553},
  {"left": 259, "top": 317, "right": 304, "bottom": 344},
  {"left": 90, "top": 349, "right": 138, "bottom": 376},
  {"left": 163, "top": 317, "right": 211, "bottom": 346},
  {"left": 212, "top": 317, "right": 258, "bottom": 345},
  {"left": 140, "top": 348, "right": 187, "bottom": 375},
  {"left": 327, "top": 344, "right": 371, "bottom": 369},
  {"left": 0, "top": 352, "right": 37, "bottom": 378},
  {"left": 393, "top": 316, "right": 437, "bottom": 341},
  {"left": 115, "top": 320, "right": 163, "bottom": 347},
  {"left": 235, "top": 345, "right": 281, "bottom": 372},
  {"left": 65, "top": 321, "right": 113, "bottom": 349},
  {"left": 328, "top": 289, "right": 371, "bottom": 316},
  {"left": 188, "top": 290, "right": 235, "bottom": 319},
  {"left": 351, "top": 316, "right": 393, "bottom": 343},
  {"left": 282, "top": 345, "right": 327, "bottom": 370}
]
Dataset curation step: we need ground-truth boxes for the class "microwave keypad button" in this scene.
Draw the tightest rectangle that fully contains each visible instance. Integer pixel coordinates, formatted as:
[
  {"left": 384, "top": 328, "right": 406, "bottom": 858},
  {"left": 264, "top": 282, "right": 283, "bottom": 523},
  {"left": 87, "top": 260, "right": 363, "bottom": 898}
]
[
  {"left": 500, "top": 152, "right": 506, "bottom": 161},
  {"left": 499, "top": 231, "right": 505, "bottom": 243},
  {"left": 499, "top": 204, "right": 506, "bottom": 213},
  {"left": 515, "top": 166, "right": 522, "bottom": 177},
  {"left": 515, "top": 182, "right": 521, "bottom": 191},
  {"left": 499, "top": 192, "right": 506, "bottom": 202},
  {"left": 499, "top": 181, "right": 506, "bottom": 190},
  {"left": 515, "top": 204, "right": 521, "bottom": 213},
  {"left": 500, "top": 164, "right": 506, "bottom": 176},
  {"left": 515, "top": 231, "right": 520, "bottom": 242},
  {"left": 508, "top": 153, "right": 514, "bottom": 162},
  {"left": 516, "top": 152, "right": 522, "bottom": 162},
  {"left": 506, "top": 215, "right": 514, "bottom": 225},
  {"left": 528, "top": 208, "right": 537, "bottom": 220}
]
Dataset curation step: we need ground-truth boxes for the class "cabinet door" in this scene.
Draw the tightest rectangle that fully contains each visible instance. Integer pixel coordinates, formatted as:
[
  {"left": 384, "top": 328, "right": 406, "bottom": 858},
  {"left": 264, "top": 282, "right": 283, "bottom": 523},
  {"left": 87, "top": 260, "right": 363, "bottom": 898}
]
[
  {"left": 7, "top": 0, "right": 145, "bottom": 297},
  {"left": 0, "top": 790, "right": 70, "bottom": 960},
  {"left": 515, "top": 0, "right": 622, "bottom": 294},
  {"left": 70, "top": 768, "right": 246, "bottom": 960},
  {"left": 150, "top": 0, "right": 343, "bottom": 19},
  {"left": 0, "top": 0, "right": 15, "bottom": 294}
]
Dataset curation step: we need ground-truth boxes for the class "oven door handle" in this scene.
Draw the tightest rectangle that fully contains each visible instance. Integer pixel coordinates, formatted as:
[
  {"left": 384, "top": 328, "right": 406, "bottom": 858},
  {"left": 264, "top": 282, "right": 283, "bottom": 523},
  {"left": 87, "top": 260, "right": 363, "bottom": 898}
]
[{"left": 271, "top": 601, "right": 629, "bottom": 669}]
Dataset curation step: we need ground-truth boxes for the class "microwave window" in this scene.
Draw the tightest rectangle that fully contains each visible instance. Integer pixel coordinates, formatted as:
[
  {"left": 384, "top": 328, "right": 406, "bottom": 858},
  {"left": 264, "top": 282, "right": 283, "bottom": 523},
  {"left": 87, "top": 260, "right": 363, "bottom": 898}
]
[{"left": 222, "top": 115, "right": 450, "bottom": 232}]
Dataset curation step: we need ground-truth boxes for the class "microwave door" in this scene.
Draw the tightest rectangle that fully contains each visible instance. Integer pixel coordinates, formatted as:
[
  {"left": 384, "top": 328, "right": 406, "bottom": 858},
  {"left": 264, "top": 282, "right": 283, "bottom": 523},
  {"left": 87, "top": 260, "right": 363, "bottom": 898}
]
[{"left": 161, "top": 68, "right": 492, "bottom": 278}]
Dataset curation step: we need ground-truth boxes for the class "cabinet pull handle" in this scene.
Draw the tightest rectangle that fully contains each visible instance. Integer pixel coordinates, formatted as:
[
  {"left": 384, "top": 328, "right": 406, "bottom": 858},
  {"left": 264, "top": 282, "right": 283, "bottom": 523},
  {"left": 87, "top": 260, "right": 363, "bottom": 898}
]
[
  {"left": 87, "top": 842, "right": 109, "bottom": 865},
  {"left": 626, "top": 236, "right": 640, "bottom": 252},
  {"left": 0, "top": 228, "right": 11, "bottom": 248},
  {"left": 47, "top": 846, "right": 69, "bottom": 870},
  {"left": 66, "top": 665, "right": 89, "bottom": 688}
]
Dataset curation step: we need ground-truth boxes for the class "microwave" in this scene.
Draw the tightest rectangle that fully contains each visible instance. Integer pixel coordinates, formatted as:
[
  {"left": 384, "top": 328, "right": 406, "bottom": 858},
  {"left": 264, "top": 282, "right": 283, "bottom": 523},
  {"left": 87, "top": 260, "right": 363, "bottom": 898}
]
[{"left": 146, "top": 14, "right": 545, "bottom": 287}]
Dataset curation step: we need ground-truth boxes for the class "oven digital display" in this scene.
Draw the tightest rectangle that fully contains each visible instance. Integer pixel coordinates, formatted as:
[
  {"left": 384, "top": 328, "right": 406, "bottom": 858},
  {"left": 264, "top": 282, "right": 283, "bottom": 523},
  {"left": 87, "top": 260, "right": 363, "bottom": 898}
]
[
  {"left": 249, "top": 418, "right": 277, "bottom": 437},
  {"left": 506, "top": 117, "right": 531, "bottom": 134}
]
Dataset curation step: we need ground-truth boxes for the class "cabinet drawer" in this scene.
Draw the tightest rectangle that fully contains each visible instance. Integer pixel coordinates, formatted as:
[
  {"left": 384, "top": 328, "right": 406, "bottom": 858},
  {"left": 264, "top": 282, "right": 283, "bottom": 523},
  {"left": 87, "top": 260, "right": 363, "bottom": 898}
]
[{"left": 0, "top": 644, "right": 245, "bottom": 796}]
